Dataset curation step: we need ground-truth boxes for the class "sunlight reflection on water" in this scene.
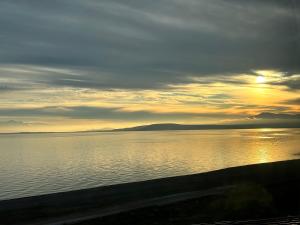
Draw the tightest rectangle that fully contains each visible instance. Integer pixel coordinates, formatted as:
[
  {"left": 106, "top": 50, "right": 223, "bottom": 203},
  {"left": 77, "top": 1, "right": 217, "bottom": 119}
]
[{"left": 0, "top": 128, "right": 299, "bottom": 200}]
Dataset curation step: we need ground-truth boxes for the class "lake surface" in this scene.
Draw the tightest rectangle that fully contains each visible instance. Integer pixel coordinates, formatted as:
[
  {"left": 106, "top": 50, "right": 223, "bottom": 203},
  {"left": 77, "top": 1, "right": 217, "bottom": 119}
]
[{"left": 0, "top": 129, "right": 300, "bottom": 200}]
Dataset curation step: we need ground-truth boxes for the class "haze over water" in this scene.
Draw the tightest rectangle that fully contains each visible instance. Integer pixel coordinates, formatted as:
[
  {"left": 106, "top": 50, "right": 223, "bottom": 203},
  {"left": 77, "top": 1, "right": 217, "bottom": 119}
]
[{"left": 0, "top": 128, "right": 300, "bottom": 200}]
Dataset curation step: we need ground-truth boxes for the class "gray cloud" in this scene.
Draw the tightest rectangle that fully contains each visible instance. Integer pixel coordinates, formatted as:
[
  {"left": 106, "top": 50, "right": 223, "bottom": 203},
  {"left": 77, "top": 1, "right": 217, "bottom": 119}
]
[
  {"left": 0, "top": 106, "right": 244, "bottom": 121},
  {"left": 0, "top": 120, "right": 27, "bottom": 126},
  {"left": 0, "top": 85, "right": 17, "bottom": 92},
  {"left": 276, "top": 77, "right": 300, "bottom": 90},
  {"left": 0, "top": 120, "right": 46, "bottom": 127},
  {"left": 282, "top": 97, "right": 300, "bottom": 105},
  {"left": 251, "top": 112, "right": 300, "bottom": 120},
  {"left": 0, "top": 0, "right": 299, "bottom": 90}
]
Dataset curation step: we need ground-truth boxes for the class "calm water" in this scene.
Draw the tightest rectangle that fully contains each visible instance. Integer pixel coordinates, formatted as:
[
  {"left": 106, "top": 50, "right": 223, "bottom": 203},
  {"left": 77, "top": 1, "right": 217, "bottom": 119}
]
[{"left": 0, "top": 129, "right": 300, "bottom": 200}]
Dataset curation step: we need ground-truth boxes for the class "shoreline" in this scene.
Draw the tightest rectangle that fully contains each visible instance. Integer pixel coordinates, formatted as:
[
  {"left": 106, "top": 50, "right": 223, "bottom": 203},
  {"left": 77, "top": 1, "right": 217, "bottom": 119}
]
[
  {"left": 1, "top": 159, "right": 300, "bottom": 224},
  {"left": 1, "top": 124, "right": 300, "bottom": 135}
]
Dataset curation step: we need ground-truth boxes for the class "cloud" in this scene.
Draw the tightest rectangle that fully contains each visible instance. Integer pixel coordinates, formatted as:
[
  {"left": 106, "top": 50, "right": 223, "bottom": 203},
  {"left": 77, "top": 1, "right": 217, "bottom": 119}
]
[
  {"left": 276, "top": 77, "right": 300, "bottom": 90},
  {"left": 268, "top": 73, "right": 300, "bottom": 90},
  {"left": 0, "top": 85, "right": 17, "bottom": 92},
  {"left": 0, "top": 106, "right": 244, "bottom": 121},
  {"left": 0, "top": 0, "right": 299, "bottom": 90},
  {"left": 250, "top": 112, "right": 300, "bottom": 120},
  {"left": 282, "top": 97, "right": 300, "bottom": 105},
  {"left": 0, "top": 120, "right": 27, "bottom": 126},
  {"left": 0, "top": 120, "right": 46, "bottom": 127}
]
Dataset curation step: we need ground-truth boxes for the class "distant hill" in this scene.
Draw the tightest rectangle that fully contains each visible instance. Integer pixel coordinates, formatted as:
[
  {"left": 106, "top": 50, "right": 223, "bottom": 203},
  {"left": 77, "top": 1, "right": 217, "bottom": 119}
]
[
  {"left": 2, "top": 122, "right": 300, "bottom": 135},
  {"left": 114, "top": 122, "right": 300, "bottom": 132}
]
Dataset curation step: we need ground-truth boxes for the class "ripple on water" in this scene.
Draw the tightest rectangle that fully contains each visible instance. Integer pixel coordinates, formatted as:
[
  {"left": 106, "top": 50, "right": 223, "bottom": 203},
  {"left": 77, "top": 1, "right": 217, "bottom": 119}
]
[{"left": 0, "top": 128, "right": 299, "bottom": 200}]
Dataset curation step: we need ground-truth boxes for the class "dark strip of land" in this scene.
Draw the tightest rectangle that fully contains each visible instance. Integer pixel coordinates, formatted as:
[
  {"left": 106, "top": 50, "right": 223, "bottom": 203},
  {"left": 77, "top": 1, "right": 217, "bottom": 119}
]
[
  {"left": 1, "top": 122, "right": 300, "bottom": 135},
  {"left": 113, "top": 123, "right": 300, "bottom": 132},
  {"left": 1, "top": 159, "right": 300, "bottom": 225}
]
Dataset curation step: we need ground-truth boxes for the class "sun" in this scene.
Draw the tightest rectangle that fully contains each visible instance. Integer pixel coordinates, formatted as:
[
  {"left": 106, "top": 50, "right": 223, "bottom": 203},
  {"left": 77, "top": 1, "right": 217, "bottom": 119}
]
[{"left": 256, "top": 75, "right": 266, "bottom": 84}]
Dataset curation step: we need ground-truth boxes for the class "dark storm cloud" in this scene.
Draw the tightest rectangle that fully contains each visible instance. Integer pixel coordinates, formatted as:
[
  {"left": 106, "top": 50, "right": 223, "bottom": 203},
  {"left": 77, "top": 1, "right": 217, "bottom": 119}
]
[
  {"left": 0, "top": 106, "right": 242, "bottom": 121},
  {"left": 0, "top": 0, "right": 299, "bottom": 89}
]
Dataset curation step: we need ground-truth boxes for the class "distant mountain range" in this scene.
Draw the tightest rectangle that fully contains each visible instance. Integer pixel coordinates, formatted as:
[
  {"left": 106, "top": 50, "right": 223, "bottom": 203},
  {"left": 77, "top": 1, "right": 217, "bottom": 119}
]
[
  {"left": 2, "top": 122, "right": 300, "bottom": 135},
  {"left": 113, "top": 122, "right": 300, "bottom": 132}
]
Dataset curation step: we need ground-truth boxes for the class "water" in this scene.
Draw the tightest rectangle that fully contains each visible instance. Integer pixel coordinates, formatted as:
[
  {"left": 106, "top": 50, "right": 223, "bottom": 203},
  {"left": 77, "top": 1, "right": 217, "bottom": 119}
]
[{"left": 0, "top": 128, "right": 300, "bottom": 200}]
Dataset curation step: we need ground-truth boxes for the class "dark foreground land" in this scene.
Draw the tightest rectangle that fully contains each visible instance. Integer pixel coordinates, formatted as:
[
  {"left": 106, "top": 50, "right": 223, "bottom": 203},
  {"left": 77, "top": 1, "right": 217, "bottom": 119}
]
[{"left": 1, "top": 159, "right": 300, "bottom": 225}]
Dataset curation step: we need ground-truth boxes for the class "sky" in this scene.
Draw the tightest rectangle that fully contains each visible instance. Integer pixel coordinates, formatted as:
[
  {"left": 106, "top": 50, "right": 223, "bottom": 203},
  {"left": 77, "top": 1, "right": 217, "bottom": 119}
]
[{"left": 0, "top": 0, "right": 300, "bottom": 133}]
